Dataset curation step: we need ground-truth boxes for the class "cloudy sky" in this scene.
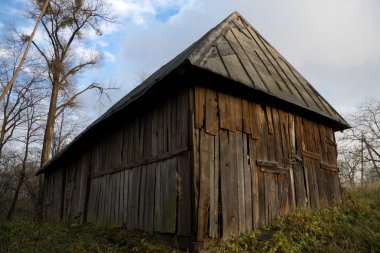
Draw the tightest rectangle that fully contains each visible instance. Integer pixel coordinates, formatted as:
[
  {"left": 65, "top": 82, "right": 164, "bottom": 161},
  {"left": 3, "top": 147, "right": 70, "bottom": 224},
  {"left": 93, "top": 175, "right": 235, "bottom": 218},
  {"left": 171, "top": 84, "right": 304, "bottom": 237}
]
[{"left": 1, "top": 0, "right": 379, "bottom": 127}]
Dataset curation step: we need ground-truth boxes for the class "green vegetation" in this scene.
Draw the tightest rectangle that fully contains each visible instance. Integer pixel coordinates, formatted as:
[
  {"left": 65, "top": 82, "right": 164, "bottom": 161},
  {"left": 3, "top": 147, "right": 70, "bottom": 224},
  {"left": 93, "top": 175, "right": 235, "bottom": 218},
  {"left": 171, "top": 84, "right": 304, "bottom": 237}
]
[
  {"left": 212, "top": 183, "right": 380, "bottom": 253},
  {"left": 1, "top": 184, "right": 379, "bottom": 252},
  {"left": 0, "top": 223, "right": 172, "bottom": 253}
]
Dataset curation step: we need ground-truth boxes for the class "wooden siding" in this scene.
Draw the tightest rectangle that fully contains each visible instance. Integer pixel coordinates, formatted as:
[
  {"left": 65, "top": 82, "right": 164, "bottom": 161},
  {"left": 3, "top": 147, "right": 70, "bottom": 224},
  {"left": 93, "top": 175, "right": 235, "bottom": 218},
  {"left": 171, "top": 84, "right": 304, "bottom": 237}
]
[
  {"left": 43, "top": 88, "right": 192, "bottom": 237},
  {"left": 43, "top": 82, "right": 342, "bottom": 246},
  {"left": 192, "top": 86, "right": 341, "bottom": 241}
]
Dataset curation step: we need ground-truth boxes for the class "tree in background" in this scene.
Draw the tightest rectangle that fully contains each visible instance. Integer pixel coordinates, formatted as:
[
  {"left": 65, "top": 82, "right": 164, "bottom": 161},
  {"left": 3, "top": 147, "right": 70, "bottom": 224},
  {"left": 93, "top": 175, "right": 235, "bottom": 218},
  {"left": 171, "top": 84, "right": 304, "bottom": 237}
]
[
  {"left": 338, "top": 99, "right": 380, "bottom": 186},
  {"left": 0, "top": 0, "right": 49, "bottom": 102},
  {"left": 6, "top": 104, "right": 45, "bottom": 220},
  {"left": 0, "top": 0, "right": 117, "bottom": 220},
  {"left": 0, "top": 27, "right": 47, "bottom": 220},
  {"left": 0, "top": 28, "right": 46, "bottom": 158},
  {"left": 27, "top": 0, "right": 115, "bottom": 167},
  {"left": 26, "top": 0, "right": 116, "bottom": 214}
]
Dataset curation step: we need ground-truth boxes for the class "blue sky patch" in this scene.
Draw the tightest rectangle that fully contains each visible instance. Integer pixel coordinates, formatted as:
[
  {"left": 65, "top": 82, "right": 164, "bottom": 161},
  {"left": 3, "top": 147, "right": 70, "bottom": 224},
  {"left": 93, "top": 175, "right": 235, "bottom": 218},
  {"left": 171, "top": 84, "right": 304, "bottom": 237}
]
[{"left": 155, "top": 5, "right": 181, "bottom": 22}]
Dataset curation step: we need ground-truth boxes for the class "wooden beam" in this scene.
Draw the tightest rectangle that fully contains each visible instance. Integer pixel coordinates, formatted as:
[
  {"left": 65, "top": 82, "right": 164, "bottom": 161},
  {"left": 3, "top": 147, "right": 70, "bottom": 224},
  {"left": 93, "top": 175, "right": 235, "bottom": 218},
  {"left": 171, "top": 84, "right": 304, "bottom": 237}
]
[
  {"left": 91, "top": 147, "right": 188, "bottom": 179},
  {"left": 260, "top": 167, "right": 289, "bottom": 175},
  {"left": 302, "top": 150, "right": 321, "bottom": 160},
  {"left": 282, "top": 158, "right": 296, "bottom": 165},
  {"left": 256, "top": 160, "right": 278, "bottom": 167},
  {"left": 320, "top": 162, "right": 337, "bottom": 172}
]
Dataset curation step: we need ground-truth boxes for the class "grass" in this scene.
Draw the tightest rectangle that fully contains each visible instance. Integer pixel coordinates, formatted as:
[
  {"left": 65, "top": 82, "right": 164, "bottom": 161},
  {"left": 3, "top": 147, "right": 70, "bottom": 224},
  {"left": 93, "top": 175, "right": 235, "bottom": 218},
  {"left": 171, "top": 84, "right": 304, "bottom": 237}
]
[
  {"left": 212, "top": 183, "right": 380, "bottom": 253},
  {"left": 0, "top": 222, "right": 173, "bottom": 253},
  {"left": 1, "top": 183, "right": 379, "bottom": 252}
]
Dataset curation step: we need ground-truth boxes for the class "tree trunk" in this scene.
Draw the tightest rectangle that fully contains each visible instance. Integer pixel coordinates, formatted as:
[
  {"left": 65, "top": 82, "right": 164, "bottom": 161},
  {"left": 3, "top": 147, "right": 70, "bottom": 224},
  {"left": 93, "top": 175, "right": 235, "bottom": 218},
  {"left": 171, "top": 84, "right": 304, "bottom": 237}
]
[
  {"left": 363, "top": 138, "right": 380, "bottom": 181},
  {"left": 41, "top": 82, "right": 60, "bottom": 166},
  {"left": 6, "top": 116, "right": 32, "bottom": 220},
  {"left": 6, "top": 172, "right": 25, "bottom": 220},
  {"left": 361, "top": 134, "right": 364, "bottom": 187},
  {"left": 0, "top": 84, "right": 13, "bottom": 157},
  {"left": 0, "top": 0, "right": 50, "bottom": 102},
  {"left": 37, "top": 80, "right": 60, "bottom": 220}
]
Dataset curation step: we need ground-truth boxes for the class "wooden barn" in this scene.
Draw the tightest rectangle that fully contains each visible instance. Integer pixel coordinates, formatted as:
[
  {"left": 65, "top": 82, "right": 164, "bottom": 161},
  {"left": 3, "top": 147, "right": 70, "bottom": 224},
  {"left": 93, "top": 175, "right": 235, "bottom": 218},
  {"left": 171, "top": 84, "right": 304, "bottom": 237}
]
[{"left": 37, "top": 12, "right": 350, "bottom": 248}]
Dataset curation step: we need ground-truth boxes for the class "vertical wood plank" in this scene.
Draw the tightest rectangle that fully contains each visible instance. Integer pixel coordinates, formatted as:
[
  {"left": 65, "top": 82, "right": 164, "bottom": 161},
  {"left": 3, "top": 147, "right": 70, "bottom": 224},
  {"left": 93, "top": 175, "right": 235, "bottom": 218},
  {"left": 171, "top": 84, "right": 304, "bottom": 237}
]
[
  {"left": 209, "top": 134, "right": 219, "bottom": 238},
  {"left": 108, "top": 174, "right": 114, "bottom": 225},
  {"left": 192, "top": 128, "right": 200, "bottom": 235},
  {"left": 195, "top": 86, "right": 206, "bottom": 129},
  {"left": 115, "top": 172, "right": 121, "bottom": 226},
  {"left": 249, "top": 138, "right": 259, "bottom": 228},
  {"left": 154, "top": 162, "right": 162, "bottom": 232},
  {"left": 219, "top": 92, "right": 236, "bottom": 131},
  {"left": 242, "top": 100, "right": 251, "bottom": 134},
  {"left": 220, "top": 130, "right": 239, "bottom": 238},
  {"left": 123, "top": 170, "right": 129, "bottom": 226},
  {"left": 205, "top": 89, "right": 218, "bottom": 135},
  {"left": 178, "top": 152, "right": 192, "bottom": 236},
  {"left": 86, "top": 179, "right": 95, "bottom": 223},
  {"left": 152, "top": 107, "right": 159, "bottom": 157},
  {"left": 138, "top": 165, "right": 147, "bottom": 229},
  {"left": 176, "top": 91, "right": 183, "bottom": 150},
  {"left": 272, "top": 108, "right": 284, "bottom": 163},
  {"left": 236, "top": 131, "right": 246, "bottom": 234},
  {"left": 265, "top": 106, "right": 276, "bottom": 161},
  {"left": 197, "top": 130, "right": 213, "bottom": 240},
  {"left": 118, "top": 171, "right": 124, "bottom": 227},
  {"left": 181, "top": 88, "right": 189, "bottom": 148},
  {"left": 235, "top": 97, "right": 243, "bottom": 132},
  {"left": 266, "top": 105, "right": 274, "bottom": 135},
  {"left": 144, "top": 163, "right": 156, "bottom": 234},
  {"left": 243, "top": 134, "right": 253, "bottom": 232},
  {"left": 163, "top": 157, "right": 177, "bottom": 233}
]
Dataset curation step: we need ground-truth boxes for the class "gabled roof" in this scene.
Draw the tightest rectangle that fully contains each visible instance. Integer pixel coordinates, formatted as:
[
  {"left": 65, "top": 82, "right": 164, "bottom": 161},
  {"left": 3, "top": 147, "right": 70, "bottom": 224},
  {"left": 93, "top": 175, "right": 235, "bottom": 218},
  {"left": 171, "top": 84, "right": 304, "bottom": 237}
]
[
  {"left": 37, "top": 11, "right": 349, "bottom": 174},
  {"left": 189, "top": 12, "right": 349, "bottom": 128},
  {"left": 103, "top": 11, "right": 349, "bottom": 129}
]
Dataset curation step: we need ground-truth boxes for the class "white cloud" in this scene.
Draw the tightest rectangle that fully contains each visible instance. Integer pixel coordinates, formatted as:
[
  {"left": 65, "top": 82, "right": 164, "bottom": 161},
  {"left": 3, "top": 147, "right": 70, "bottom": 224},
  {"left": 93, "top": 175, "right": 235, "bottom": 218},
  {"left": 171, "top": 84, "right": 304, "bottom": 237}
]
[
  {"left": 0, "top": 48, "right": 12, "bottom": 58},
  {"left": 108, "top": 0, "right": 192, "bottom": 26},
  {"left": 103, "top": 51, "right": 116, "bottom": 63},
  {"left": 267, "top": 0, "right": 380, "bottom": 68},
  {"left": 74, "top": 46, "right": 101, "bottom": 63},
  {"left": 97, "top": 40, "right": 109, "bottom": 48}
]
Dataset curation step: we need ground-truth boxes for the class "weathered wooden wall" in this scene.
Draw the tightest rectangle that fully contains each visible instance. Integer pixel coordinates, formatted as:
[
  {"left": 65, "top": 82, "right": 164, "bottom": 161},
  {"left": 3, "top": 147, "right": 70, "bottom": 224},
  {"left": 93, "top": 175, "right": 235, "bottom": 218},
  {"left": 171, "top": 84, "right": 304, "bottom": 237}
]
[
  {"left": 43, "top": 82, "right": 342, "bottom": 245},
  {"left": 43, "top": 87, "right": 193, "bottom": 238},
  {"left": 191, "top": 86, "right": 341, "bottom": 241}
]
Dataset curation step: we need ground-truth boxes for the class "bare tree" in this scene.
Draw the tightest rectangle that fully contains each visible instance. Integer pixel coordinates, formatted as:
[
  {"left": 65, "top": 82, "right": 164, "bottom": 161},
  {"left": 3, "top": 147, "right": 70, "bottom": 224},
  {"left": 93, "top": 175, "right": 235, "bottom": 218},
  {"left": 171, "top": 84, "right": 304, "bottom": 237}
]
[
  {"left": 51, "top": 107, "right": 84, "bottom": 156},
  {"left": 6, "top": 103, "right": 45, "bottom": 220},
  {"left": 136, "top": 67, "right": 150, "bottom": 84},
  {"left": 0, "top": 0, "right": 49, "bottom": 102},
  {"left": 27, "top": 0, "right": 116, "bottom": 167},
  {"left": 26, "top": 0, "right": 116, "bottom": 215},
  {"left": 338, "top": 98, "right": 380, "bottom": 185},
  {"left": 0, "top": 150, "right": 22, "bottom": 219},
  {"left": 338, "top": 148, "right": 361, "bottom": 186},
  {"left": 0, "top": 28, "right": 46, "bottom": 157}
]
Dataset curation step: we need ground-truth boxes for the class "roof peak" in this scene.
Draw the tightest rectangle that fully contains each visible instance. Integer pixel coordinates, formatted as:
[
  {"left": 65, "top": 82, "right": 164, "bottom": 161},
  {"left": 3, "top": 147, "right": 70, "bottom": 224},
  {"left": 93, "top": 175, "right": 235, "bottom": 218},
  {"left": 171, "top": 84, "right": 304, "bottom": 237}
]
[{"left": 186, "top": 12, "right": 348, "bottom": 128}]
